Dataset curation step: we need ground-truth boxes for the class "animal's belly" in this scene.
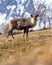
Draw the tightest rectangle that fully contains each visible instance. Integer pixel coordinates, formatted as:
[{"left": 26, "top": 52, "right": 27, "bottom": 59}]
[
  {"left": 15, "top": 26, "right": 24, "bottom": 30},
  {"left": 20, "top": 21, "right": 31, "bottom": 27}
]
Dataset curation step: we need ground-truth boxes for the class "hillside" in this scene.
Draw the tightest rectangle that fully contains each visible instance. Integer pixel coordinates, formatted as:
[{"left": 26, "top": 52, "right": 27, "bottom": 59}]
[{"left": 0, "top": 28, "right": 52, "bottom": 65}]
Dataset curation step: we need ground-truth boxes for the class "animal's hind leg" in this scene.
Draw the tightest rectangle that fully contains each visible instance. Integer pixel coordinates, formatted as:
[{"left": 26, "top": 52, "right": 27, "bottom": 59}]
[
  {"left": 7, "top": 29, "right": 14, "bottom": 39},
  {"left": 7, "top": 30, "right": 11, "bottom": 38},
  {"left": 11, "top": 31, "right": 14, "bottom": 39}
]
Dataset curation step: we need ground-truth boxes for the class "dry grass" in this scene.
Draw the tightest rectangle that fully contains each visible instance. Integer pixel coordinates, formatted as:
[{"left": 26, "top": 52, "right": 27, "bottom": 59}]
[{"left": 0, "top": 28, "right": 52, "bottom": 65}]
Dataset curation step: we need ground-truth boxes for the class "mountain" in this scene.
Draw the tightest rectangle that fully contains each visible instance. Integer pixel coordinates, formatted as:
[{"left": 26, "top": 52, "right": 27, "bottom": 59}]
[
  {"left": 0, "top": 0, "right": 35, "bottom": 19},
  {"left": 0, "top": 0, "right": 35, "bottom": 34},
  {"left": 0, "top": 0, "right": 52, "bottom": 34}
]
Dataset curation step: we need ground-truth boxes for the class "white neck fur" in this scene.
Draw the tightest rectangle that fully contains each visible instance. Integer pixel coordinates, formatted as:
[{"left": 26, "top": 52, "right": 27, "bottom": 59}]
[{"left": 31, "top": 17, "right": 35, "bottom": 24}]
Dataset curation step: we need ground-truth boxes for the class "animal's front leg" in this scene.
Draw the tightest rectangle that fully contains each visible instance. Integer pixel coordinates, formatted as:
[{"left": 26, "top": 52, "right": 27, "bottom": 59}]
[{"left": 26, "top": 28, "right": 29, "bottom": 38}]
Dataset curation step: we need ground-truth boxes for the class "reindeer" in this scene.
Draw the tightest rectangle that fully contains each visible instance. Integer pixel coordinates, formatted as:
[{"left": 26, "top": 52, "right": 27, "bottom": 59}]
[{"left": 7, "top": 13, "right": 39, "bottom": 39}]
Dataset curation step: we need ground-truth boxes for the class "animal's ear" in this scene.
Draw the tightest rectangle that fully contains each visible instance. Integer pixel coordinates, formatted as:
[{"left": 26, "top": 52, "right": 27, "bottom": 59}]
[
  {"left": 35, "top": 14, "right": 39, "bottom": 17},
  {"left": 30, "top": 14, "right": 33, "bottom": 17}
]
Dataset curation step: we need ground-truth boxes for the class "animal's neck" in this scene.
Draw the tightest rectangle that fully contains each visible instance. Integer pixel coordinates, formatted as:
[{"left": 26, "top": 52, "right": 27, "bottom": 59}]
[{"left": 31, "top": 18, "right": 35, "bottom": 24}]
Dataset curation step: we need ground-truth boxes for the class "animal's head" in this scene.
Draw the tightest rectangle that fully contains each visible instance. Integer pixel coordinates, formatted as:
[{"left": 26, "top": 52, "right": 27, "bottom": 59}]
[
  {"left": 30, "top": 13, "right": 39, "bottom": 18},
  {"left": 30, "top": 14, "right": 38, "bottom": 25}
]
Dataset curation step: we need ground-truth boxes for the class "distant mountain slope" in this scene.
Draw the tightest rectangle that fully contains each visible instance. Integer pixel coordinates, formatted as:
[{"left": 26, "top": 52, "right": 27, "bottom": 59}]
[{"left": 0, "top": 0, "right": 52, "bottom": 33}]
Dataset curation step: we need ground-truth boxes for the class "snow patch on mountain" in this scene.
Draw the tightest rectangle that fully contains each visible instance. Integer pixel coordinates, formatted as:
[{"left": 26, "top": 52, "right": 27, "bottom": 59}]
[
  {"left": 0, "top": 13, "right": 7, "bottom": 25},
  {"left": 0, "top": 0, "right": 52, "bottom": 33}
]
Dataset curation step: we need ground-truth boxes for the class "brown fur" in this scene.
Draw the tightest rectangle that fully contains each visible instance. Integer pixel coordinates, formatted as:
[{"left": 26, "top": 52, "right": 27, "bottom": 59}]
[{"left": 7, "top": 14, "right": 39, "bottom": 39}]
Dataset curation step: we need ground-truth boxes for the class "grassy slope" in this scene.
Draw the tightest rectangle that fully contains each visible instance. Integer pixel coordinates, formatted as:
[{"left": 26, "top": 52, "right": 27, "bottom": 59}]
[{"left": 0, "top": 28, "right": 52, "bottom": 65}]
